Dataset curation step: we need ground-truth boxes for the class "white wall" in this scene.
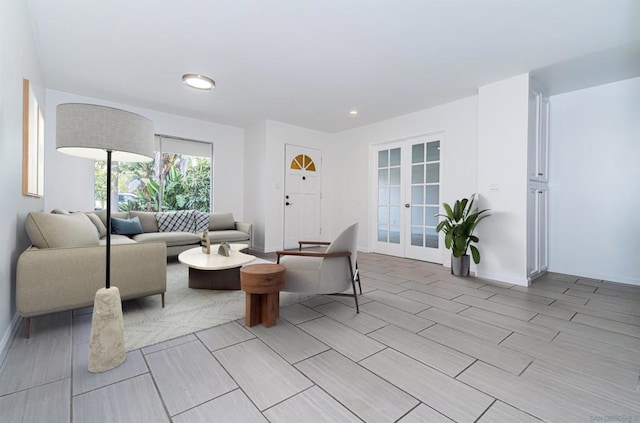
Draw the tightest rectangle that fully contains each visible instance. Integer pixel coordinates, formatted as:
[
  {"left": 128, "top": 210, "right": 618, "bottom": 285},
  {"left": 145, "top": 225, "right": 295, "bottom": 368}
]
[
  {"left": 330, "top": 96, "right": 479, "bottom": 256},
  {"left": 44, "top": 90, "right": 245, "bottom": 218},
  {"left": 0, "top": 0, "right": 45, "bottom": 359},
  {"left": 476, "top": 74, "right": 530, "bottom": 285},
  {"left": 548, "top": 77, "right": 640, "bottom": 285},
  {"left": 244, "top": 121, "right": 268, "bottom": 251}
]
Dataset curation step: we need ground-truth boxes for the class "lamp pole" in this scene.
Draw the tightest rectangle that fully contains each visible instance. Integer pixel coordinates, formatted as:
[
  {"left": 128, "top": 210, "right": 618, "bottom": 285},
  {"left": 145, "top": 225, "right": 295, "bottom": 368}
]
[{"left": 105, "top": 150, "right": 112, "bottom": 289}]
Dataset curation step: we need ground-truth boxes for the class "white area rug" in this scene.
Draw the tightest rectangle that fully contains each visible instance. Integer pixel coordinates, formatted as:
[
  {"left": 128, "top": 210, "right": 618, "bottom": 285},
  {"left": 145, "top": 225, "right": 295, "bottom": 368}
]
[{"left": 122, "top": 259, "right": 313, "bottom": 351}]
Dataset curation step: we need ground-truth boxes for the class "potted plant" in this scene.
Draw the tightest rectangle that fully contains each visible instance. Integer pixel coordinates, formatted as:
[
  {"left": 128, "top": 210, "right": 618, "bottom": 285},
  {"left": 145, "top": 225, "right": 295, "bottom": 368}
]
[{"left": 436, "top": 194, "right": 490, "bottom": 276}]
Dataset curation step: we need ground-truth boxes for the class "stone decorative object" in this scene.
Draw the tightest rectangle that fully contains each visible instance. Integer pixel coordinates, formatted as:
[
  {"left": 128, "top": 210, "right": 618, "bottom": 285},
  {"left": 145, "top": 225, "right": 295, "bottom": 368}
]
[
  {"left": 88, "top": 287, "right": 126, "bottom": 373},
  {"left": 201, "top": 230, "right": 211, "bottom": 254},
  {"left": 218, "top": 241, "right": 230, "bottom": 257}
]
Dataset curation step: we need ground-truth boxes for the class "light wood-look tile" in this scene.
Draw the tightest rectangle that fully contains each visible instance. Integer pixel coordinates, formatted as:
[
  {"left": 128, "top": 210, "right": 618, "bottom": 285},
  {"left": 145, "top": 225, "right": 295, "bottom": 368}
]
[
  {"left": 196, "top": 321, "right": 254, "bottom": 351},
  {"left": 397, "top": 288, "right": 470, "bottom": 313},
  {"left": 430, "top": 281, "right": 494, "bottom": 299},
  {"left": 72, "top": 313, "right": 92, "bottom": 345},
  {"left": 398, "top": 404, "right": 454, "bottom": 422},
  {"left": 141, "top": 334, "right": 198, "bottom": 355},
  {"left": 458, "top": 361, "right": 606, "bottom": 423},
  {"left": 214, "top": 338, "right": 312, "bottom": 410},
  {"left": 298, "top": 317, "right": 385, "bottom": 361},
  {"left": 436, "top": 275, "right": 488, "bottom": 289},
  {"left": 532, "top": 277, "right": 597, "bottom": 293},
  {"left": 325, "top": 293, "right": 374, "bottom": 307},
  {"left": 369, "top": 325, "right": 474, "bottom": 377},
  {"left": 460, "top": 307, "right": 558, "bottom": 341},
  {"left": 418, "top": 307, "right": 511, "bottom": 343},
  {"left": 564, "top": 288, "right": 640, "bottom": 307},
  {"left": 552, "top": 331, "right": 640, "bottom": 367},
  {"left": 510, "top": 285, "right": 588, "bottom": 304},
  {"left": 501, "top": 333, "right": 639, "bottom": 389},
  {"left": 362, "top": 276, "right": 410, "bottom": 293},
  {"left": 599, "top": 282, "right": 640, "bottom": 294},
  {"left": 0, "top": 327, "right": 71, "bottom": 395},
  {"left": 146, "top": 340, "right": 237, "bottom": 415},
  {"left": 364, "top": 271, "right": 412, "bottom": 285},
  {"left": 296, "top": 350, "right": 418, "bottom": 423},
  {"left": 300, "top": 295, "right": 334, "bottom": 308},
  {"left": 362, "top": 348, "right": 492, "bottom": 423},
  {"left": 586, "top": 298, "right": 640, "bottom": 317},
  {"left": 531, "top": 314, "right": 640, "bottom": 352},
  {"left": 523, "top": 360, "right": 640, "bottom": 413},
  {"left": 0, "top": 379, "right": 70, "bottom": 423},
  {"left": 363, "top": 290, "right": 430, "bottom": 314},
  {"left": 247, "top": 318, "right": 329, "bottom": 364},
  {"left": 488, "top": 294, "right": 576, "bottom": 319},
  {"left": 596, "top": 287, "right": 640, "bottom": 299},
  {"left": 172, "top": 389, "right": 267, "bottom": 423},
  {"left": 72, "top": 343, "right": 148, "bottom": 395},
  {"left": 398, "top": 280, "right": 463, "bottom": 300},
  {"left": 479, "top": 285, "right": 555, "bottom": 305},
  {"left": 264, "top": 386, "right": 360, "bottom": 423},
  {"left": 314, "top": 301, "right": 388, "bottom": 333},
  {"left": 477, "top": 401, "right": 541, "bottom": 422},
  {"left": 72, "top": 374, "right": 168, "bottom": 423},
  {"left": 549, "top": 300, "right": 640, "bottom": 326},
  {"left": 279, "top": 303, "right": 323, "bottom": 325},
  {"left": 419, "top": 324, "right": 532, "bottom": 375},
  {"left": 361, "top": 301, "right": 435, "bottom": 333},
  {"left": 572, "top": 313, "right": 640, "bottom": 338},
  {"left": 542, "top": 272, "right": 579, "bottom": 283},
  {"left": 453, "top": 295, "right": 538, "bottom": 321}
]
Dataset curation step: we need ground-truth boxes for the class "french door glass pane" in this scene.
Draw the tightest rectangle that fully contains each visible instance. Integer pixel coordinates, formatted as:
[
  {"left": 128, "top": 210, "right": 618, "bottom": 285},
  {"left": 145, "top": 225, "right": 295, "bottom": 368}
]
[
  {"left": 411, "top": 165, "right": 424, "bottom": 184},
  {"left": 390, "top": 148, "right": 401, "bottom": 166},
  {"left": 426, "top": 163, "right": 439, "bottom": 183},
  {"left": 390, "top": 207, "right": 401, "bottom": 225},
  {"left": 411, "top": 186, "right": 424, "bottom": 203},
  {"left": 411, "top": 206, "right": 424, "bottom": 226},
  {"left": 378, "top": 207, "right": 389, "bottom": 223},
  {"left": 378, "top": 225, "right": 388, "bottom": 242},
  {"left": 390, "top": 187, "right": 401, "bottom": 204},
  {"left": 389, "top": 226, "right": 400, "bottom": 243},
  {"left": 426, "top": 185, "right": 439, "bottom": 205},
  {"left": 389, "top": 167, "right": 401, "bottom": 185},
  {"left": 426, "top": 141, "right": 440, "bottom": 162},
  {"left": 426, "top": 206, "right": 439, "bottom": 227},
  {"left": 411, "top": 226, "right": 423, "bottom": 246},
  {"left": 378, "top": 188, "right": 389, "bottom": 204},
  {"left": 412, "top": 144, "right": 424, "bottom": 163},
  {"left": 378, "top": 150, "right": 388, "bottom": 168},
  {"left": 426, "top": 228, "right": 438, "bottom": 248},
  {"left": 378, "top": 169, "right": 388, "bottom": 186}
]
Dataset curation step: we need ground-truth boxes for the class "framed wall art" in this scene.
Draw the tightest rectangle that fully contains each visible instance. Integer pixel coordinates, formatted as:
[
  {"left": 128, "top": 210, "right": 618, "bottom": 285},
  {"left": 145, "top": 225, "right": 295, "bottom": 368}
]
[{"left": 23, "top": 78, "right": 44, "bottom": 197}]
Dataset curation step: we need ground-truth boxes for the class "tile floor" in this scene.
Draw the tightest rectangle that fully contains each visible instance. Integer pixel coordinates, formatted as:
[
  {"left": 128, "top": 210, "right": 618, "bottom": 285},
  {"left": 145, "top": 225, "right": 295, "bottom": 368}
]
[{"left": 1, "top": 252, "right": 639, "bottom": 422}]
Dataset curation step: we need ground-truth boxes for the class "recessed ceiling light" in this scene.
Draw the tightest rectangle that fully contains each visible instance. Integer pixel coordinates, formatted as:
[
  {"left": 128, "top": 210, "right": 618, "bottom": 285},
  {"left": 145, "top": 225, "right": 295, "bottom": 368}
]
[
  {"left": 349, "top": 110, "right": 358, "bottom": 115},
  {"left": 182, "top": 74, "right": 215, "bottom": 90}
]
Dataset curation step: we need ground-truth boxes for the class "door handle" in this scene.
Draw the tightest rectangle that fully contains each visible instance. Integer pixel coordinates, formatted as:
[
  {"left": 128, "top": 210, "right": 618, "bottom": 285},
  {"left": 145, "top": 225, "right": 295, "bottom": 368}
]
[
  {"left": 404, "top": 203, "right": 411, "bottom": 208},
  {"left": 285, "top": 202, "right": 293, "bottom": 206}
]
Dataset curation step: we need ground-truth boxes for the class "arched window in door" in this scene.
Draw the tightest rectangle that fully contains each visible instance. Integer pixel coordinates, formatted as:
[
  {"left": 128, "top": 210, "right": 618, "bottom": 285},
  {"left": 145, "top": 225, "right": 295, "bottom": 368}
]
[{"left": 290, "top": 154, "right": 316, "bottom": 171}]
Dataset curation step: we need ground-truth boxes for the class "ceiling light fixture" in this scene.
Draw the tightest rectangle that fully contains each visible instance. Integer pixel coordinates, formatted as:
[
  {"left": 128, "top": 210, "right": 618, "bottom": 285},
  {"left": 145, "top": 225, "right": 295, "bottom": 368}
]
[
  {"left": 349, "top": 110, "right": 358, "bottom": 115},
  {"left": 182, "top": 74, "right": 215, "bottom": 90}
]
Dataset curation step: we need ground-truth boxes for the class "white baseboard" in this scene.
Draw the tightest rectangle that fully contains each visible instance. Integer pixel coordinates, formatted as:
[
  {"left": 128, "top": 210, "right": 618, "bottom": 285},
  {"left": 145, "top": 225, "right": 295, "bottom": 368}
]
[
  {"left": 0, "top": 313, "right": 22, "bottom": 367},
  {"left": 547, "top": 266, "right": 640, "bottom": 286},
  {"left": 476, "top": 271, "right": 530, "bottom": 287}
]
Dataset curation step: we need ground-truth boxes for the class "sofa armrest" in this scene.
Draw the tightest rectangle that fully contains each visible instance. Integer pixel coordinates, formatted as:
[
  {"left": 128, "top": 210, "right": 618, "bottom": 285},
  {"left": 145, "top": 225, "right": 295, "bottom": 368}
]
[{"left": 17, "top": 242, "right": 167, "bottom": 318}]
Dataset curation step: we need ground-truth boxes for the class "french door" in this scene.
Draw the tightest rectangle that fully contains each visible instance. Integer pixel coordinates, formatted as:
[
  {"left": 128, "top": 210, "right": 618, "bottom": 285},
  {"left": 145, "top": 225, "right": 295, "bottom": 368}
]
[{"left": 372, "top": 134, "right": 443, "bottom": 263}]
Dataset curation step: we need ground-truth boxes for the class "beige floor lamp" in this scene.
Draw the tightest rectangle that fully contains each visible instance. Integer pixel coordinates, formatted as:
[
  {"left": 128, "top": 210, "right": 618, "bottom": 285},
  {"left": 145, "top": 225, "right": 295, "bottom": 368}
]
[{"left": 56, "top": 103, "right": 154, "bottom": 372}]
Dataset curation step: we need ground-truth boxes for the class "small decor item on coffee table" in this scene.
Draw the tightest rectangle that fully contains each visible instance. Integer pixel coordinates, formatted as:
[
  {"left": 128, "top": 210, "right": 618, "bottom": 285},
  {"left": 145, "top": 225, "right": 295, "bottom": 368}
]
[
  {"left": 201, "top": 230, "right": 210, "bottom": 254},
  {"left": 240, "top": 263, "right": 285, "bottom": 328},
  {"left": 218, "top": 241, "right": 230, "bottom": 257}
]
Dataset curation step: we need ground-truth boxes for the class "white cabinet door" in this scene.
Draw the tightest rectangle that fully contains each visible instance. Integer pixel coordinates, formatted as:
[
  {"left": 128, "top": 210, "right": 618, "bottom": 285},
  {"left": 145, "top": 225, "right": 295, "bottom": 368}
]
[{"left": 527, "top": 184, "right": 548, "bottom": 279}]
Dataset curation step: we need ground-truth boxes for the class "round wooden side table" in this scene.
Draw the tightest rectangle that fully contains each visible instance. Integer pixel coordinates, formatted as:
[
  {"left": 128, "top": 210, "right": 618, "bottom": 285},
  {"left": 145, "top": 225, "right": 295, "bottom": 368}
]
[{"left": 240, "top": 263, "right": 286, "bottom": 327}]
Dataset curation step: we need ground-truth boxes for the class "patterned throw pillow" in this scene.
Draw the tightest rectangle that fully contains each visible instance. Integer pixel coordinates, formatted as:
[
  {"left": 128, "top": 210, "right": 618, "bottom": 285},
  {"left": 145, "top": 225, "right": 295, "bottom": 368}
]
[
  {"left": 193, "top": 211, "right": 210, "bottom": 233},
  {"left": 156, "top": 210, "right": 194, "bottom": 232}
]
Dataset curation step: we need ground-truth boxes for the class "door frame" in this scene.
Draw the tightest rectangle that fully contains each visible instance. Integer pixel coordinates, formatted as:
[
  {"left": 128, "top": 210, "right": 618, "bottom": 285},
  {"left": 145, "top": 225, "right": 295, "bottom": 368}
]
[{"left": 369, "top": 132, "right": 445, "bottom": 263}]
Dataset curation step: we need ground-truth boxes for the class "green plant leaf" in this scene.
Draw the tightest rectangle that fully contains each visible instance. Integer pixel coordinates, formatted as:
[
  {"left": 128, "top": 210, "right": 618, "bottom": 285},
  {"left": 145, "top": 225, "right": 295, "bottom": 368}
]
[{"left": 470, "top": 245, "right": 480, "bottom": 264}]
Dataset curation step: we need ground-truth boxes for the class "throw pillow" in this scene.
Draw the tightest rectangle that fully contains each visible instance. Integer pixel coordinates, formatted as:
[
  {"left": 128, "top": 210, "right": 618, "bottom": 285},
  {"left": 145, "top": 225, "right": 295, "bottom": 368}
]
[
  {"left": 111, "top": 216, "right": 144, "bottom": 235},
  {"left": 25, "top": 212, "right": 99, "bottom": 248},
  {"left": 209, "top": 212, "right": 236, "bottom": 231},
  {"left": 156, "top": 210, "right": 194, "bottom": 232},
  {"left": 86, "top": 213, "right": 108, "bottom": 238},
  {"left": 193, "top": 211, "right": 209, "bottom": 233}
]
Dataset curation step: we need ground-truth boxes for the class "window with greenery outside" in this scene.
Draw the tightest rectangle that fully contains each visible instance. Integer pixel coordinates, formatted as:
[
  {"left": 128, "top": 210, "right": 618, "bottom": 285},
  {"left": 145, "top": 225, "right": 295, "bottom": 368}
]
[{"left": 94, "top": 152, "right": 211, "bottom": 212}]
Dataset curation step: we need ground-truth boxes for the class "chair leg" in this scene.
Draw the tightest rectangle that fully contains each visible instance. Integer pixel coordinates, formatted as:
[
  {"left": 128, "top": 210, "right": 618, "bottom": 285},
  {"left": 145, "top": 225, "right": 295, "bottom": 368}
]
[
  {"left": 348, "top": 258, "right": 359, "bottom": 313},
  {"left": 161, "top": 293, "right": 165, "bottom": 308},
  {"left": 355, "top": 261, "right": 362, "bottom": 295},
  {"left": 25, "top": 317, "right": 31, "bottom": 338}
]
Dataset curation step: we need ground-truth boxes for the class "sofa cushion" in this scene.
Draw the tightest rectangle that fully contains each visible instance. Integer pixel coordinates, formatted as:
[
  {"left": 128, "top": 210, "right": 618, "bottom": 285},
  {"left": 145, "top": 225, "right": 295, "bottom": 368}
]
[
  {"left": 85, "top": 213, "right": 107, "bottom": 238},
  {"left": 99, "top": 234, "right": 137, "bottom": 245},
  {"left": 111, "top": 216, "right": 144, "bottom": 235},
  {"left": 51, "top": 208, "right": 70, "bottom": 215},
  {"left": 208, "top": 230, "right": 250, "bottom": 243},
  {"left": 156, "top": 210, "right": 194, "bottom": 232},
  {"left": 129, "top": 211, "right": 159, "bottom": 233},
  {"left": 25, "top": 212, "right": 99, "bottom": 248},
  {"left": 94, "top": 210, "right": 129, "bottom": 227},
  {"left": 209, "top": 213, "right": 235, "bottom": 231},
  {"left": 193, "top": 211, "right": 209, "bottom": 233},
  {"left": 133, "top": 231, "right": 200, "bottom": 247}
]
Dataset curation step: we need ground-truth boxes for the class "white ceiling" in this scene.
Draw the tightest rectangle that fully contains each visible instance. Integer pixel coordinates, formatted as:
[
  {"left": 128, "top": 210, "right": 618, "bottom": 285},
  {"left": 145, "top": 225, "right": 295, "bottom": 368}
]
[{"left": 27, "top": 0, "right": 640, "bottom": 133}]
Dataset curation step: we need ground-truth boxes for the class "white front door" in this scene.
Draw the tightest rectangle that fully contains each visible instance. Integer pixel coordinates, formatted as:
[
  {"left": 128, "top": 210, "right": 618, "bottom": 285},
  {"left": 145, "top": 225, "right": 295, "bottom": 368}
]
[
  {"left": 372, "top": 134, "right": 443, "bottom": 263},
  {"left": 284, "top": 145, "right": 322, "bottom": 249}
]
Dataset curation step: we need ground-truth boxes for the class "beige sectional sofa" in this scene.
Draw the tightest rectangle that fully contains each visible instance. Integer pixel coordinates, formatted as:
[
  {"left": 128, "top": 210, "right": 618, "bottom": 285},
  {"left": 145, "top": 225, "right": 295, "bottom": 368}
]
[{"left": 16, "top": 209, "right": 251, "bottom": 337}]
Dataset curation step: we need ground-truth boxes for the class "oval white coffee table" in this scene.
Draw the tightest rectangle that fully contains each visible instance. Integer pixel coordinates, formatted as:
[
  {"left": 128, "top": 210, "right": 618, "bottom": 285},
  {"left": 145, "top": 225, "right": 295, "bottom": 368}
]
[{"left": 178, "top": 244, "right": 255, "bottom": 290}]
